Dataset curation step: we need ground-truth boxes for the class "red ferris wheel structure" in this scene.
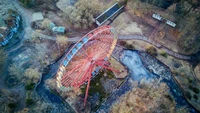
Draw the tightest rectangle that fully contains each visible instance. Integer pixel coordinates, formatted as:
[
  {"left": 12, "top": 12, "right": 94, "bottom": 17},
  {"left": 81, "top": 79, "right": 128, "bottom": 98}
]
[{"left": 56, "top": 26, "right": 118, "bottom": 106}]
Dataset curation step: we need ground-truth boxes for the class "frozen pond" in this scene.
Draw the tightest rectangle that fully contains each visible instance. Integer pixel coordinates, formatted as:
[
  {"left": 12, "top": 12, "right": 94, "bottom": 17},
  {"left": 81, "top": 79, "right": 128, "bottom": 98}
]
[
  {"left": 120, "top": 50, "right": 198, "bottom": 113},
  {"left": 120, "top": 50, "right": 156, "bottom": 81}
]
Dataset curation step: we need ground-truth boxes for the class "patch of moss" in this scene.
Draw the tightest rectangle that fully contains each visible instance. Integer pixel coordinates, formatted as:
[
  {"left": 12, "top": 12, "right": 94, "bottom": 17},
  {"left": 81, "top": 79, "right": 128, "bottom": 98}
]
[{"left": 126, "top": 44, "right": 135, "bottom": 49}]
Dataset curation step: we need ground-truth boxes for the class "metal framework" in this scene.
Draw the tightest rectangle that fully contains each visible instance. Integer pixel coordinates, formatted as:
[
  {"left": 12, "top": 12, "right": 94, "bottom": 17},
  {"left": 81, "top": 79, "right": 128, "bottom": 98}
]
[{"left": 56, "top": 26, "right": 117, "bottom": 106}]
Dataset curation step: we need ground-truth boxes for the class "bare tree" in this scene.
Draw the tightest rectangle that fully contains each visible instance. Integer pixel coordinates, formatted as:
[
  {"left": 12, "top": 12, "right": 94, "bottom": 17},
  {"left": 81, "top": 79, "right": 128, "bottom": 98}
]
[
  {"left": 56, "top": 35, "right": 68, "bottom": 55},
  {"left": 63, "top": 0, "right": 103, "bottom": 28}
]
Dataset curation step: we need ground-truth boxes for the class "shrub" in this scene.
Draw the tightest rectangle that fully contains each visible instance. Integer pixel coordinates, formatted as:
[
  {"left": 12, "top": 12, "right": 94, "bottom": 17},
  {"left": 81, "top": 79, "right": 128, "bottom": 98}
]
[
  {"left": 193, "top": 94, "right": 198, "bottom": 100},
  {"left": 185, "top": 91, "right": 191, "bottom": 100},
  {"left": 187, "top": 77, "right": 193, "bottom": 83},
  {"left": 26, "top": 98, "right": 34, "bottom": 106},
  {"left": 188, "top": 85, "right": 193, "bottom": 90},
  {"left": 146, "top": 46, "right": 157, "bottom": 56},
  {"left": 19, "top": 0, "right": 33, "bottom": 7},
  {"left": 126, "top": 44, "right": 135, "bottom": 49},
  {"left": 180, "top": 72, "right": 186, "bottom": 77},
  {"left": 8, "top": 103, "right": 16, "bottom": 108},
  {"left": 25, "top": 82, "right": 35, "bottom": 90},
  {"left": 193, "top": 87, "right": 199, "bottom": 94},
  {"left": 160, "top": 51, "right": 168, "bottom": 57}
]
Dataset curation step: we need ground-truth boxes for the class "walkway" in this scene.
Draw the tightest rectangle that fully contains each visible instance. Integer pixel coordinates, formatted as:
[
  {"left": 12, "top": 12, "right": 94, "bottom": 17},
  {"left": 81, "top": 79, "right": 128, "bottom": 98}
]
[{"left": 118, "top": 34, "right": 191, "bottom": 60}]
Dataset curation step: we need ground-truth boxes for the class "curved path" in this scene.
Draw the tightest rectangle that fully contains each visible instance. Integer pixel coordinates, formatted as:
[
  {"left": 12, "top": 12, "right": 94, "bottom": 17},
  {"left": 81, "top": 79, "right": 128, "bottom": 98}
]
[{"left": 118, "top": 34, "right": 191, "bottom": 60}]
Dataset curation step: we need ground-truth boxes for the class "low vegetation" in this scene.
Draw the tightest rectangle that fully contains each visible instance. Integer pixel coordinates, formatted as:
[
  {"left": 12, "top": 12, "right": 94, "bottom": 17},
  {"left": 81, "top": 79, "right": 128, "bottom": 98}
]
[
  {"left": 25, "top": 82, "right": 35, "bottom": 90},
  {"left": 159, "top": 50, "right": 167, "bottom": 57},
  {"left": 146, "top": 46, "right": 157, "bottom": 56}
]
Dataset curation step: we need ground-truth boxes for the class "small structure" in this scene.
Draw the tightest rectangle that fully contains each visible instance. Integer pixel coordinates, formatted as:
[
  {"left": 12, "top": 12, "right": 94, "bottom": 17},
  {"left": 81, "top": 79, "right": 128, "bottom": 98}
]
[
  {"left": 152, "top": 13, "right": 176, "bottom": 28},
  {"left": 52, "top": 26, "right": 65, "bottom": 34},
  {"left": 152, "top": 14, "right": 162, "bottom": 21},
  {"left": 95, "top": 2, "right": 124, "bottom": 26},
  {"left": 32, "top": 12, "right": 44, "bottom": 22},
  {"left": 166, "top": 20, "right": 176, "bottom": 27}
]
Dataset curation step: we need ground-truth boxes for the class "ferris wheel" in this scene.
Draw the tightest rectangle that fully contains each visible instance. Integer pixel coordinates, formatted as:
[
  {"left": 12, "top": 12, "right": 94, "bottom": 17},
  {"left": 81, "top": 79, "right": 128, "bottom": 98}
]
[{"left": 56, "top": 26, "right": 118, "bottom": 106}]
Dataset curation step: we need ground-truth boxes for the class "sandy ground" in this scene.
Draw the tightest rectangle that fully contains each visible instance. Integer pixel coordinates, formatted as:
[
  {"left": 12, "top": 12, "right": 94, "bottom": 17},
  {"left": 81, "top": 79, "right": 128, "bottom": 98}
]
[{"left": 111, "top": 13, "right": 143, "bottom": 35}]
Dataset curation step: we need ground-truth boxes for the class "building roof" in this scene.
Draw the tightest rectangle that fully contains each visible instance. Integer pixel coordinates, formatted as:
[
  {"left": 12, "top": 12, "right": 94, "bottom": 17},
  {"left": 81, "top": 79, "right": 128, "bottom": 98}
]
[
  {"left": 152, "top": 14, "right": 162, "bottom": 20},
  {"left": 52, "top": 26, "right": 65, "bottom": 33},
  {"left": 32, "top": 12, "right": 44, "bottom": 22}
]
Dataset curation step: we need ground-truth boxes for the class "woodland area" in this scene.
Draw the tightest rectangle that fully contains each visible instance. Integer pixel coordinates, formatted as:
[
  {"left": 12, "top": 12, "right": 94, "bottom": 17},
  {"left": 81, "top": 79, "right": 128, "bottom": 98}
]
[{"left": 136, "top": 0, "right": 200, "bottom": 54}]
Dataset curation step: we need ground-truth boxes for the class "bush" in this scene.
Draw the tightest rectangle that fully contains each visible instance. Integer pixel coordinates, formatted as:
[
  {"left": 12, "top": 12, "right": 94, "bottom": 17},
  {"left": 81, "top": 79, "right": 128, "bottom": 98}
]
[
  {"left": 187, "top": 77, "right": 193, "bottom": 83},
  {"left": 126, "top": 44, "right": 135, "bottom": 49},
  {"left": 8, "top": 103, "right": 16, "bottom": 108},
  {"left": 146, "top": 46, "right": 157, "bottom": 56},
  {"left": 193, "top": 94, "right": 198, "bottom": 100},
  {"left": 193, "top": 87, "right": 199, "bottom": 94},
  {"left": 26, "top": 98, "right": 34, "bottom": 106},
  {"left": 185, "top": 91, "right": 191, "bottom": 100},
  {"left": 188, "top": 85, "right": 193, "bottom": 90},
  {"left": 160, "top": 51, "right": 168, "bottom": 57},
  {"left": 25, "top": 82, "right": 35, "bottom": 90}
]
